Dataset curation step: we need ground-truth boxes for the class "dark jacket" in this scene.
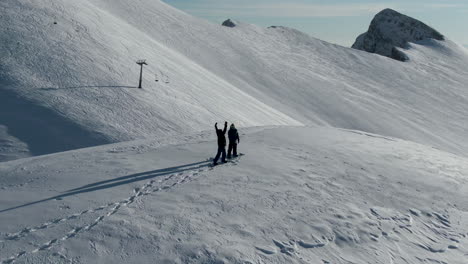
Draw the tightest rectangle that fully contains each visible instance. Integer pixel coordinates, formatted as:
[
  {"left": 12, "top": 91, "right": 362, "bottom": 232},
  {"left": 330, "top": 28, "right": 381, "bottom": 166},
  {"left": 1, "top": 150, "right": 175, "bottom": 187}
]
[
  {"left": 228, "top": 128, "right": 240, "bottom": 143},
  {"left": 215, "top": 122, "right": 227, "bottom": 147}
]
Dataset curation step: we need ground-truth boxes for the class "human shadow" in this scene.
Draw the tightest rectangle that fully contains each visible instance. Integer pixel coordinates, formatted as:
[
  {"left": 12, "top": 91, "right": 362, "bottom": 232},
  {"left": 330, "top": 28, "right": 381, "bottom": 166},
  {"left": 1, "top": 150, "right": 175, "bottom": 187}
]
[
  {"left": 0, "top": 160, "right": 210, "bottom": 214},
  {"left": 39, "top": 85, "right": 137, "bottom": 91}
]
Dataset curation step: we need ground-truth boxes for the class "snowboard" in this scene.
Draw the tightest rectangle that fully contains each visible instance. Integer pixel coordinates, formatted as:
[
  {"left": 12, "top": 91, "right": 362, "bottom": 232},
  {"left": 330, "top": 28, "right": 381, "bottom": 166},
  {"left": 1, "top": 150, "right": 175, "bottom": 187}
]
[{"left": 209, "top": 153, "right": 244, "bottom": 167}]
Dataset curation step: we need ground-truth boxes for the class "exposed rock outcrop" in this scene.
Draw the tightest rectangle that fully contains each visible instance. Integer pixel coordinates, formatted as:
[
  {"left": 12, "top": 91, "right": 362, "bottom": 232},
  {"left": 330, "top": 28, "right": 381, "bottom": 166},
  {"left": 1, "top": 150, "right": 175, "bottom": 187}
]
[
  {"left": 222, "top": 19, "right": 237, "bottom": 28},
  {"left": 352, "top": 9, "right": 444, "bottom": 61}
]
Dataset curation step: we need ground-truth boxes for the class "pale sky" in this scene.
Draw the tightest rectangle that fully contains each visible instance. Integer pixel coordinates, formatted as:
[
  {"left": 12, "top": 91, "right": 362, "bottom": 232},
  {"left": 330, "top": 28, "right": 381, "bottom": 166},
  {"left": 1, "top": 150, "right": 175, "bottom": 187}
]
[{"left": 162, "top": 0, "right": 468, "bottom": 47}]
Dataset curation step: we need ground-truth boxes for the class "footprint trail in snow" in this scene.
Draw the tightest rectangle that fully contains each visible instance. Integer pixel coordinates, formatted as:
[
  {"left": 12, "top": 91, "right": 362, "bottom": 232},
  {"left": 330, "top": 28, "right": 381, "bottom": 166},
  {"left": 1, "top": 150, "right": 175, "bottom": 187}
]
[{"left": 0, "top": 158, "right": 241, "bottom": 264}]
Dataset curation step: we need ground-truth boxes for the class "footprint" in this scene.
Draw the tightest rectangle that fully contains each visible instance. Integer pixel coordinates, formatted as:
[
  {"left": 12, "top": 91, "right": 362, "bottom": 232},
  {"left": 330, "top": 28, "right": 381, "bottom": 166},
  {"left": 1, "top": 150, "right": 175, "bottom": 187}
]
[
  {"left": 1, "top": 163, "right": 212, "bottom": 263},
  {"left": 415, "top": 243, "right": 446, "bottom": 253},
  {"left": 273, "top": 240, "right": 296, "bottom": 256},
  {"left": 255, "top": 246, "right": 276, "bottom": 255},
  {"left": 432, "top": 212, "right": 451, "bottom": 228},
  {"left": 298, "top": 241, "right": 326, "bottom": 249},
  {"left": 409, "top": 208, "right": 421, "bottom": 216}
]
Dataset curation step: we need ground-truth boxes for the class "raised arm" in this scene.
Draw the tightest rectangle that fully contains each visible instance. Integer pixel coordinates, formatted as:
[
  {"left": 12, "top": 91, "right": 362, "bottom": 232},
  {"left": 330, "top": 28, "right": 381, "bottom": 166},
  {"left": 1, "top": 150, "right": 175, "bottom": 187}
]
[
  {"left": 223, "top": 122, "right": 228, "bottom": 134},
  {"left": 215, "top": 122, "right": 218, "bottom": 131}
]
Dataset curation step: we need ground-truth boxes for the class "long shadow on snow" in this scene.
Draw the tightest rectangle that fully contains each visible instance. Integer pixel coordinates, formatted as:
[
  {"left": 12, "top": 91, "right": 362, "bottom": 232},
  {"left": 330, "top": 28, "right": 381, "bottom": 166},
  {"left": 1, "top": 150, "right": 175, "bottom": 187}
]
[
  {"left": 39, "top": 85, "right": 137, "bottom": 91},
  {"left": 0, "top": 160, "right": 210, "bottom": 213}
]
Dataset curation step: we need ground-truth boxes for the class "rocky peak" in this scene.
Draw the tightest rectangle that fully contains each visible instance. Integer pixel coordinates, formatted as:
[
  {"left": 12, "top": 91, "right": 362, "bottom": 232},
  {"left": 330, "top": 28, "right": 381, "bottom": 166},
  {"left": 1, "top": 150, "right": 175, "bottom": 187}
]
[
  {"left": 352, "top": 9, "right": 444, "bottom": 61},
  {"left": 222, "top": 19, "right": 237, "bottom": 28}
]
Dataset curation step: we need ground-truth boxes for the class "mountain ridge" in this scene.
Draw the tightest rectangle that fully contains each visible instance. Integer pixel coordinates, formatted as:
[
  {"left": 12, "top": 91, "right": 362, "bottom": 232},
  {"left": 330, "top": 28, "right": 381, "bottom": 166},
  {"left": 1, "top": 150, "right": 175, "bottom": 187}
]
[{"left": 1, "top": 1, "right": 468, "bottom": 161}]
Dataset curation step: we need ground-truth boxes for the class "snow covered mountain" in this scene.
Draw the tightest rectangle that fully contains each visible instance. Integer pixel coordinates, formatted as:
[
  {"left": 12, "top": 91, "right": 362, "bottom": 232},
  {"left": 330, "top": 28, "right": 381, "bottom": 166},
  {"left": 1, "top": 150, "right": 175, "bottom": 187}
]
[
  {"left": 352, "top": 9, "right": 445, "bottom": 61},
  {"left": 1, "top": 1, "right": 468, "bottom": 263},
  {"left": 1, "top": 0, "right": 468, "bottom": 162},
  {"left": 0, "top": 0, "right": 300, "bottom": 162}
]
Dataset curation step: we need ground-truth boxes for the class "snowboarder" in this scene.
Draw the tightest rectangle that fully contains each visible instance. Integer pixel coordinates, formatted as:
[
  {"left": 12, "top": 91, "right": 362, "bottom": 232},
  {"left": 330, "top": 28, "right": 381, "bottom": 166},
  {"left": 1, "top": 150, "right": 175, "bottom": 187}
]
[
  {"left": 213, "top": 121, "right": 228, "bottom": 165},
  {"left": 227, "top": 123, "right": 240, "bottom": 159}
]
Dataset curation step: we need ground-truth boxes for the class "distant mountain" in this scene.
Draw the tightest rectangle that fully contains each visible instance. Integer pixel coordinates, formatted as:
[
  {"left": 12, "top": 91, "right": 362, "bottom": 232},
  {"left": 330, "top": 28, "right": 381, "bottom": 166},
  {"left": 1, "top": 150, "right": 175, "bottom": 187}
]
[
  {"left": 352, "top": 9, "right": 444, "bottom": 61},
  {"left": 222, "top": 19, "right": 237, "bottom": 28}
]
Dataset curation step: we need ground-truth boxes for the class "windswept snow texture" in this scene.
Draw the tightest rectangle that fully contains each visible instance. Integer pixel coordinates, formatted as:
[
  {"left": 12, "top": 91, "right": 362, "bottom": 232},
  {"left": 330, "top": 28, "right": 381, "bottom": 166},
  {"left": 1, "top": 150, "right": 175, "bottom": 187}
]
[
  {"left": 2, "top": 1, "right": 468, "bottom": 161},
  {"left": 352, "top": 8, "right": 444, "bottom": 61},
  {"left": 0, "top": 127, "right": 467, "bottom": 263}
]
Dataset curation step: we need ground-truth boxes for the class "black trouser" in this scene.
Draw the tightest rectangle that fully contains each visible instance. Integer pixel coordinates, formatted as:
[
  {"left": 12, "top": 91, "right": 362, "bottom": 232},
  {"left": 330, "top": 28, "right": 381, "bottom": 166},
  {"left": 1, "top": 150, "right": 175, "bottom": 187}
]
[
  {"left": 214, "top": 146, "right": 226, "bottom": 163},
  {"left": 227, "top": 142, "right": 237, "bottom": 158}
]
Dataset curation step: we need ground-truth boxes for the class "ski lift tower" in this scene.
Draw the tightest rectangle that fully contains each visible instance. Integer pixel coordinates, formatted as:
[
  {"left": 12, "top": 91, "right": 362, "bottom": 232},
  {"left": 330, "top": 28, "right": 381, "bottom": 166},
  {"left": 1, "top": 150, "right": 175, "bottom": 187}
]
[{"left": 136, "top": 59, "right": 148, "bottom": 89}]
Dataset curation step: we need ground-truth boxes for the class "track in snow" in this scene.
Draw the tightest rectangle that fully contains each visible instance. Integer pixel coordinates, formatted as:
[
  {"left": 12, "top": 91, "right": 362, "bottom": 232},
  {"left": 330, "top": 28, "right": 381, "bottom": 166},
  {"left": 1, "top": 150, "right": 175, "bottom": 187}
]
[{"left": 0, "top": 157, "right": 241, "bottom": 263}]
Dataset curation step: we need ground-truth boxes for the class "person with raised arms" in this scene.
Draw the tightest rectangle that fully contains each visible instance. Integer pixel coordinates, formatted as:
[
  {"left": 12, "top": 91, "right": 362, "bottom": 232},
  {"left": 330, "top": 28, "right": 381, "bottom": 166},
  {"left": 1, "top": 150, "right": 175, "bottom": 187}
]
[{"left": 213, "top": 121, "right": 228, "bottom": 166}]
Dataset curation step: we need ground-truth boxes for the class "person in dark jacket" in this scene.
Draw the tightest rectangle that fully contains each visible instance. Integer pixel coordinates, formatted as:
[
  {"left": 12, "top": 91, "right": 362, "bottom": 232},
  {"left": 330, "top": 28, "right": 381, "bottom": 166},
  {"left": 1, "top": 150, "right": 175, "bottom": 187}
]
[
  {"left": 213, "top": 121, "right": 228, "bottom": 165},
  {"left": 227, "top": 124, "right": 240, "bottom": 159}
]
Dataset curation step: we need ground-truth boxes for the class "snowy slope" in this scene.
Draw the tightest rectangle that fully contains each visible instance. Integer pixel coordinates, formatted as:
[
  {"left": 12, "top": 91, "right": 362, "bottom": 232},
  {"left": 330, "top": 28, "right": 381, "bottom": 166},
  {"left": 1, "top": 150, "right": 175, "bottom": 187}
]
[
  {"left": 0, "top": 126, "right": 467, "bottom": 263},
  {"left": 97, "top": 1, "right": 468, "bottom": 154},
  {"left": 0, "top": 0, "right": 300, "bottom": 161},
  {"left": 2, "top": 0, "right": 468, "bottom": 161},
  {"left": 2, "top": 1, "right": 468, "bottom": 263}
]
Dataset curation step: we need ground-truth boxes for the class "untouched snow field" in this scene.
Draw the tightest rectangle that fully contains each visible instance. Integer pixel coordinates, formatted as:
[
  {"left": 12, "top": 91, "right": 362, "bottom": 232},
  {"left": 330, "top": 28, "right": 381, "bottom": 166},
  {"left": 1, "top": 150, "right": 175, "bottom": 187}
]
[
  {"left": 1, "top": 0, "right": 468, "bottom": 161},
  {"left": 1, "top": 126, "right": 468, "bottom": 263}
]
